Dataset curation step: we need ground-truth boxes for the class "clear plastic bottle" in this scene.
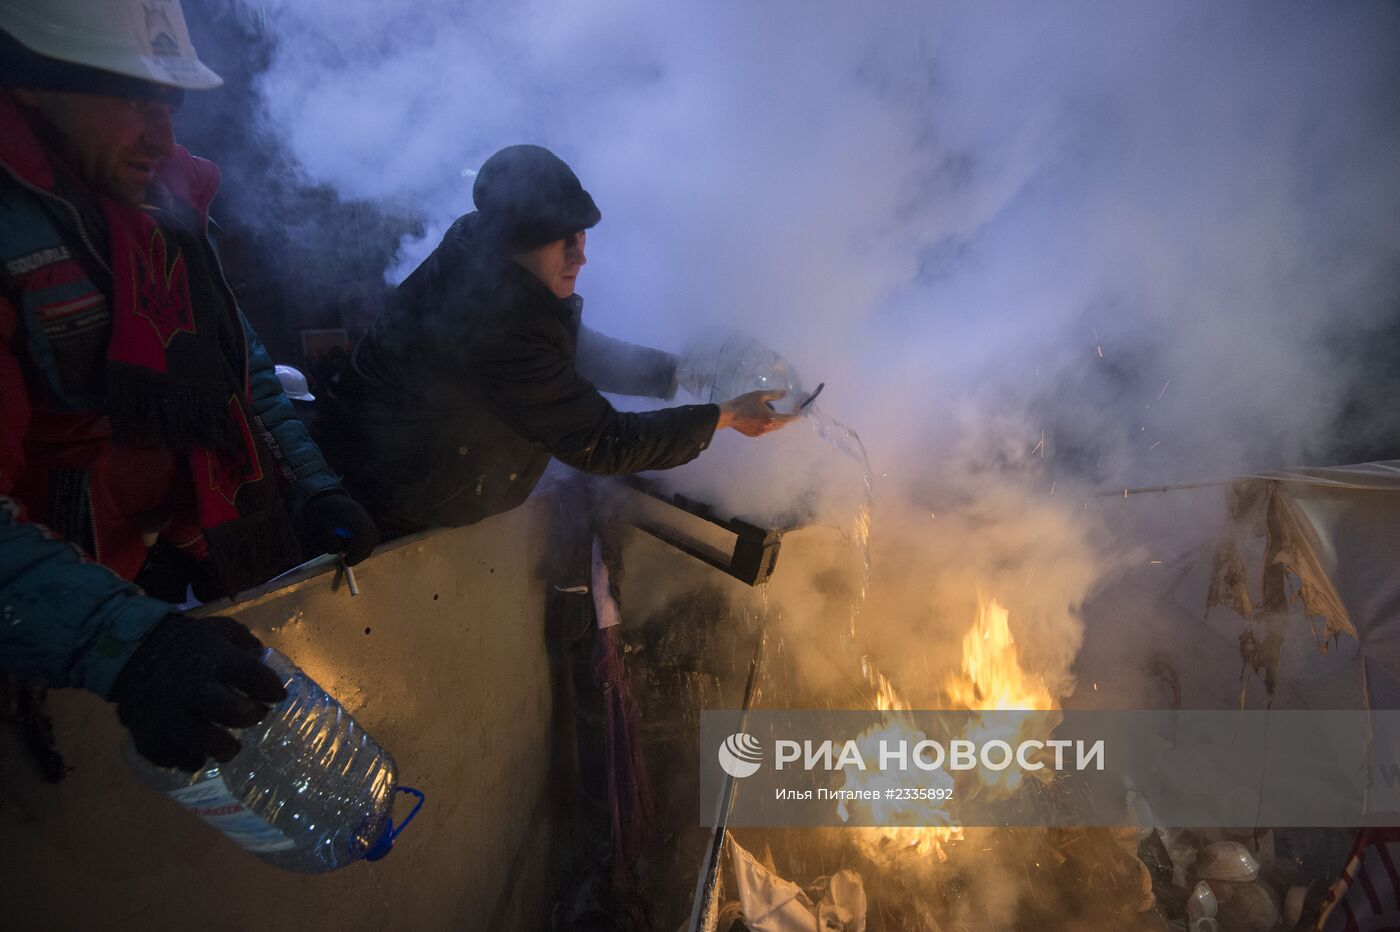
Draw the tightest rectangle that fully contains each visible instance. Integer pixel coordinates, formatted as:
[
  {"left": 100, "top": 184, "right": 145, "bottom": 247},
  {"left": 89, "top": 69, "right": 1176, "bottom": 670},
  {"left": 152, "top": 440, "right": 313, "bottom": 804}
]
[
  {"left": 127, "top": 648, "right": 409, "bottom": 873},
  {"left": 678, "top": 331, "right": 807, "bottom": 415}
]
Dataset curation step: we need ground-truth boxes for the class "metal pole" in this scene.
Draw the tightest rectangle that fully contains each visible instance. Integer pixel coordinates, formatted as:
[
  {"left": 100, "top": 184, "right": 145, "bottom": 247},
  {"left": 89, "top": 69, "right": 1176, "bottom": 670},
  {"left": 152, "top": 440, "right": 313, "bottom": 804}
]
[{"left": 687, "top": 615, "right": 767, "bottom": 932}]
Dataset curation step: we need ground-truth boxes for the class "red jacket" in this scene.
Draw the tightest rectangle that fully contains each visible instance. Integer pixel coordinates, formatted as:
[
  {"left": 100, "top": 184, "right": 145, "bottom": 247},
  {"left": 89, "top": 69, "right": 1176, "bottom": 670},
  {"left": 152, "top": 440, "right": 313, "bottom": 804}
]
[{"left": 0, "top": 92, "right": 342, "bottom": 696}]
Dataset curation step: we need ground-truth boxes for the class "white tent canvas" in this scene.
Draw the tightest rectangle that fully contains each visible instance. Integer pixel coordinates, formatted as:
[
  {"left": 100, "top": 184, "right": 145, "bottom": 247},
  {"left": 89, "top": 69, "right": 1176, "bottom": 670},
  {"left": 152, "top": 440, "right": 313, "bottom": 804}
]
[{"left": 1075, "top": 462, "right": 1400, "bottom": 711}]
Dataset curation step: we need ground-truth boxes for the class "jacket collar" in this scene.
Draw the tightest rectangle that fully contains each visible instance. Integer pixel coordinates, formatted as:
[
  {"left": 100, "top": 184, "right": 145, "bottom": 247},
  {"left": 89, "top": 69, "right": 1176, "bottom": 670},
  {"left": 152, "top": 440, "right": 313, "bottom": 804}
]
[
  {"left": 0, "top": 89, "right": 222, "bottom": 221},
  {"left": 451, "top": 211, "right": 583, "bottom": 327}
]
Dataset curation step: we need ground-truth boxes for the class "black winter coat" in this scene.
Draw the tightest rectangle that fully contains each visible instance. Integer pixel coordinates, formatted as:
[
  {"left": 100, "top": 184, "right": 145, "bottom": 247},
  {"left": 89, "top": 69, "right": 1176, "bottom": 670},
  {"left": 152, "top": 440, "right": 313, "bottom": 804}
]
[{"left": 314, "top": 213, "right": 719, "bottom": 533}]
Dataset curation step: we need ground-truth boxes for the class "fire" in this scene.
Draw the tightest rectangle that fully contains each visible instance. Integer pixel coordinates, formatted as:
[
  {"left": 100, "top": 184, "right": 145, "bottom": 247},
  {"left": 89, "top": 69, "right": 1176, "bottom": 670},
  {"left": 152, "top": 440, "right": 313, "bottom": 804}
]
[
  {"left": 840, "top": 716, "right": 963, "bottom": 860},
  {"left": 944, "top": 597, "right": 1054, "bottom": 713},
  {"left": 841, "top": 596, "right": 1059, "bottom": 863}
]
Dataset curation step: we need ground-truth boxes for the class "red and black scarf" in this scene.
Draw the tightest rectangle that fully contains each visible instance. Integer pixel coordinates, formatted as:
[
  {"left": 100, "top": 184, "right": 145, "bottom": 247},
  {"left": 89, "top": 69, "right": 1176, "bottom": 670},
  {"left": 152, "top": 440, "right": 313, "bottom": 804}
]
[
  {"left": 98, "top": 156, "right": 301, "bottom": 595},
  {"left": 2, "top": 91, "right": 301, "bottom": 595}
]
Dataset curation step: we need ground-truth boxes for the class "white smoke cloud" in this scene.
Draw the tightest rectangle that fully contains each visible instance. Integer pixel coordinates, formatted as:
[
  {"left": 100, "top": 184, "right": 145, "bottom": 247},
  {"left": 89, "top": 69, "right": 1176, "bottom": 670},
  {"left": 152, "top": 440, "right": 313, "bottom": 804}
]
[
  {"left": 238, "top": 0, "right": 1400, "bottom": 710},
  {"left": 251, "top": 0, "right": 1399, "bottom": 483},
  {"left": 206, "top": 7, "right": 1400, "bottom": 916}
]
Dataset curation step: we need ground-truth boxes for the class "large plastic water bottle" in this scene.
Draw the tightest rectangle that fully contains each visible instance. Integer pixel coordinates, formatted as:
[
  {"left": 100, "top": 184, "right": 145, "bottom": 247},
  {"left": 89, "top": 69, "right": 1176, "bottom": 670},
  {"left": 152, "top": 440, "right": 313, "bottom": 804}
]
[
  {"left": 127, "top": 648, "right": 421, "bottom": 873},
  {"left": 678, "top": 332, "right": 808, "bottom": 415}
]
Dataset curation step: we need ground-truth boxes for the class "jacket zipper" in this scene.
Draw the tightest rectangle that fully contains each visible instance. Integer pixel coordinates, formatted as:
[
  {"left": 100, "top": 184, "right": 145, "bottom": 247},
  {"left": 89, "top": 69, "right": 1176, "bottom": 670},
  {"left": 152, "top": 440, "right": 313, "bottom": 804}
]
[
  {"left": 88, "top": 484, "right": 102, "bottom": 565},
  {"left": 204, "top": 227, "right": 251, "bottom": 391},
  {"left": 2, "top": 166, "right": 111, "bottom": 562},
  {"left": 0, "top": 163, "right": 112, "bottom": 278},
  {"left": 428, "top": 482, "right": 472, "bottom": 511}
]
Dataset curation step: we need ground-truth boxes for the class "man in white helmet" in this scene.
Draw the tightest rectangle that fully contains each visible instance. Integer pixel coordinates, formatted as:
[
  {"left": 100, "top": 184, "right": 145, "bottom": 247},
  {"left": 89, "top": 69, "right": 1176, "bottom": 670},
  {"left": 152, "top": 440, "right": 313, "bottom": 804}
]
[{"left": 0, "top": 0, "right": 378, "bottom": 772}]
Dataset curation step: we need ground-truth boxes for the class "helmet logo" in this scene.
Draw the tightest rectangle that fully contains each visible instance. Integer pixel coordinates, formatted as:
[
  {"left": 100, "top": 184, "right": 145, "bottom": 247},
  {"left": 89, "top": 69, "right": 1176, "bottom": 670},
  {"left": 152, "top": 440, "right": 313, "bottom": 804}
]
[{"left": 144, "top": 5, "right": 179, "bottom": 57}]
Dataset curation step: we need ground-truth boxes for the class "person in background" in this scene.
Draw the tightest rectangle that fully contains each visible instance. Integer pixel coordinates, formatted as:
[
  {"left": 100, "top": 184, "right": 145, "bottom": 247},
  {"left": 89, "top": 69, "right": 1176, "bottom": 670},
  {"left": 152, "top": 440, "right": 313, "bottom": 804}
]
[
  {"left": 314, "top": 144, "right": 796, "bottom": 538},
  {"left": 0, "top": 0, "right": 378, "bottom": 772}
]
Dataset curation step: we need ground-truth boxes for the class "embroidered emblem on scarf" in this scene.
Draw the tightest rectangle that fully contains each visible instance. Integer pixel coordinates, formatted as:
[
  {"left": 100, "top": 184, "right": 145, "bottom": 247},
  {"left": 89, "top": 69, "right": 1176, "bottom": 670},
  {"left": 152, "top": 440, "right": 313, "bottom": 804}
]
[
  {"left": 204, "top": 394, "right": 265, "bottom": 510},
  {"left": 130, "top": 227, "right": 195, "bottom": 348}
]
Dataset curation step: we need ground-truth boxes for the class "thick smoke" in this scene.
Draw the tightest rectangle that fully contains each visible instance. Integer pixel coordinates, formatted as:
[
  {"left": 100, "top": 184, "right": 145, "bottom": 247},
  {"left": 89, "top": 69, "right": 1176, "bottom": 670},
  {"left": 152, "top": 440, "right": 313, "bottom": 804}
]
[
  {"left": 186, "top": 3, "right": 1400, "bottom": 919},
  {"left": 200, "top": 1, "right": 1400, "bottom": 704},
  {"left": 243, "top": 0, "right": 1400, "bottom": 476}
]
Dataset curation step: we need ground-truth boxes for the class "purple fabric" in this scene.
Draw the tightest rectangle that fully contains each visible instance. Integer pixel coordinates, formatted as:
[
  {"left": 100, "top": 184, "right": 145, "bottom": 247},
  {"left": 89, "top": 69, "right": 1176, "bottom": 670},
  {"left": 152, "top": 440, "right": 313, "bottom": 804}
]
[{"left": 592, "top": 621, "right": 655, "bottom": 891}]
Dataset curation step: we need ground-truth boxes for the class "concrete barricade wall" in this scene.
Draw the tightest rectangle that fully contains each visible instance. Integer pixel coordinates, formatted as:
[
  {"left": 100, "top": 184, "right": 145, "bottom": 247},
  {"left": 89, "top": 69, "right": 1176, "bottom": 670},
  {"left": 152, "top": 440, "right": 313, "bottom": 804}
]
[{"left": 1, "top": 498, "right": 562, "bottom": 931}]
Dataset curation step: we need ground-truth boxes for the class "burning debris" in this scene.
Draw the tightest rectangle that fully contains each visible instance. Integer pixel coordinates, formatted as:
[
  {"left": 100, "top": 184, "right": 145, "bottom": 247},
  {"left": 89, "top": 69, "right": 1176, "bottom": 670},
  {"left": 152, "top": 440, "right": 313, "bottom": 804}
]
[
  {"left": 551, "top": 324, "right": 1386, "bottom": 932},
  {"left": 629, "top": 580, "right": 1361, "bottom": 931},
  {"left": 838, "top": 597, "right": 1058, "bottom": 865}
]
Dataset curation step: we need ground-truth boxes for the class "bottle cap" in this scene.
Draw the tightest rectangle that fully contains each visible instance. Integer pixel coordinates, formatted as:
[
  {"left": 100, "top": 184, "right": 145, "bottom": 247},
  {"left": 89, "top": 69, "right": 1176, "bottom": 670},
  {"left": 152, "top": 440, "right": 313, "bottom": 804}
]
[{"left": 362, "top": 786, "right": 426, "bottom": 862}]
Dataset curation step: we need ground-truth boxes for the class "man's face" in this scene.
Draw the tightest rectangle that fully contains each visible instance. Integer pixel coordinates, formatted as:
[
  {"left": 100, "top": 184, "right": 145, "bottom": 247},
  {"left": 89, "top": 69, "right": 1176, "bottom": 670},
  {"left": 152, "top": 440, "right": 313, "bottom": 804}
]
[
  {"left": 512, "top": 230, "right": 587, "bottom": 299},
  {"left": 15, "top": 90, "right": 176, "bottom": 205}
]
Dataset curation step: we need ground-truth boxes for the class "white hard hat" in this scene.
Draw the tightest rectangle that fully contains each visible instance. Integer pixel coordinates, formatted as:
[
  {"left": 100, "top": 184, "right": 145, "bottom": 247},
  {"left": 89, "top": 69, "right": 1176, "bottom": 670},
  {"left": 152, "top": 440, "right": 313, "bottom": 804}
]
[
  {"left": 0, "top": 0, "right": 222, "bottom": 91},
  {"left": 275, "top": 365, "right": 315, "bottom": 402}
]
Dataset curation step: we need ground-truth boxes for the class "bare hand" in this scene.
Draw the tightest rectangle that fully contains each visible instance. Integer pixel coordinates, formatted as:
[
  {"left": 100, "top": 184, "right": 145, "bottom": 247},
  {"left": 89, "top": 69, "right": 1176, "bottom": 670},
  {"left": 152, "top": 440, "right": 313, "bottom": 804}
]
[{"left": 716, "top": 390, "right": 800, "bottom": 437}]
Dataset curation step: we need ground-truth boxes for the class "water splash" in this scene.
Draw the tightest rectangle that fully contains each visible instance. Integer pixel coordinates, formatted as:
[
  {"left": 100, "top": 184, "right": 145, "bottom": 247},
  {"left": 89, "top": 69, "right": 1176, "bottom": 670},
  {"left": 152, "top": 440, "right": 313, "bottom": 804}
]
[{"left": 806, "top": 406, "right": 875, "bottom": 639}]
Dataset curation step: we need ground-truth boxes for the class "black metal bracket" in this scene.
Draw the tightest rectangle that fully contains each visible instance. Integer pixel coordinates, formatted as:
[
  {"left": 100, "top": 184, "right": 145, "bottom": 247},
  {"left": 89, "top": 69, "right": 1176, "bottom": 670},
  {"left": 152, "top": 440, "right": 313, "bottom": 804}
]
[{"left": 616, "top": 476, "right": 798, "bottom": 586}]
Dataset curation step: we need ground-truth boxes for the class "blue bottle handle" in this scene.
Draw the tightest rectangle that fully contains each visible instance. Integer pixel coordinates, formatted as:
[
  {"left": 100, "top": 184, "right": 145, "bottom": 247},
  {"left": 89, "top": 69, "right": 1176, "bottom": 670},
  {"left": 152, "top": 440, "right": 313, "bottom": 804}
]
[{"left": 364, "top": 786, "right": 426, "bottom": 862}]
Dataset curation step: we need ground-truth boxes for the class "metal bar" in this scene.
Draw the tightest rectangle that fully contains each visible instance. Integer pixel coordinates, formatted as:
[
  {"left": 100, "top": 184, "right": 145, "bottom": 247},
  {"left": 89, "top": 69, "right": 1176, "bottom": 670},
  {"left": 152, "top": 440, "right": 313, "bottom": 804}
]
[
  {"left": 619, "top": 475, "right": 806, "bottom": 534},
  {"left": 687, "top": 618, "right": 766, "bottom": 932},
  {"left": 631, "top": 522, "right": 736, "bottom": 577},
  {"left": 617, "top": 476, "right": 792, "bottom": 586},
  {"left": 729, "top": 523, "right": 783, "bottom": 585},
  {"left": 341, "top": 558, "right": 359, "bottom": 596}
]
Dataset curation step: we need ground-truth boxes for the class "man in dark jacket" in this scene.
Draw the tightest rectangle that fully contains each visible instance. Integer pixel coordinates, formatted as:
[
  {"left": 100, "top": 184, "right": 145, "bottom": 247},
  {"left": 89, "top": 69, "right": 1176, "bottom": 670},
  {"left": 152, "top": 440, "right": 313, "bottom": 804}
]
[
  {"left": 315, "top": 144, "right": 794, "bottom": 536},
  {"left": 0, "top": 0, "right": 378, "bottom": 771}
]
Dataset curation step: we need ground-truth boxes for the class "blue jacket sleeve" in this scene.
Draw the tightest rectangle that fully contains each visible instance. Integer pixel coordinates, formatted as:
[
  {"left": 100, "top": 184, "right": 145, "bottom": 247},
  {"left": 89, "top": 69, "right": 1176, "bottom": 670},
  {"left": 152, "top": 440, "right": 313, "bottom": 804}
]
[
  {"left": 0, "top": 498, "right": 171, "bottom": 698},
  {"left": 242, "top": 313, "right": 344, "bottom": 514}
]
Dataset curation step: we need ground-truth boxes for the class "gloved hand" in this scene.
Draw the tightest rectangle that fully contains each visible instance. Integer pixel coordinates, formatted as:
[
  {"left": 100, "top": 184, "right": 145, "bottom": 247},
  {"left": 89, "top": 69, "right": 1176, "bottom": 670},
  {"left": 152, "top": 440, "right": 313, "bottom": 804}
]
[
  {"left": 111, "top": 615, "right": 287, "bottom": 771},
  {"left": 296, "top": 491, "right": 379, "bottom": 565}
]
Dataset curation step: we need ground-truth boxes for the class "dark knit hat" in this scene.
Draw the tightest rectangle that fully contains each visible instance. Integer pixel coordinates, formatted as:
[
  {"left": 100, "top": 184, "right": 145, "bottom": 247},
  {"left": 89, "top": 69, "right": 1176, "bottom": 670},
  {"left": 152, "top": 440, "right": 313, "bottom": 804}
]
[{"left": 472, "top": 144, "right": 600, "bottom": 253}]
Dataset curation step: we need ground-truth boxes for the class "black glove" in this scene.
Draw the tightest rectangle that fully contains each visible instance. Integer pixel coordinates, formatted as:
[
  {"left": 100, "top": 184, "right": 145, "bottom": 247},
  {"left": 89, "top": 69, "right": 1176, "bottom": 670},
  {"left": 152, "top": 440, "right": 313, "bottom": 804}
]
[
  {"left": 296, "top": 491, "right": 379, "bottom": 565},
  {"left": 110, "top": 615, "right": 287, "bottom": 771}
]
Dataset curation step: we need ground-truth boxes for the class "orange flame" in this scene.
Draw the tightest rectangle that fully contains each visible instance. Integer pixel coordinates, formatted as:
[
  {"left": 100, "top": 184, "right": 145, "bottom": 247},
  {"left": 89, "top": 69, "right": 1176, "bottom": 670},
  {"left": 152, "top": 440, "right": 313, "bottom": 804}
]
[{"left": 842, "top": 596, "right": 1058, "bottom": 863}]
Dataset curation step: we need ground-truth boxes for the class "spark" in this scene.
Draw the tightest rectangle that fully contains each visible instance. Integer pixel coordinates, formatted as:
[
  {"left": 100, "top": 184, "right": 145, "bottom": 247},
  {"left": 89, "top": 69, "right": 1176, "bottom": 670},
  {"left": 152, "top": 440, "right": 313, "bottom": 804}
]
[
  {"left": 1031, "top": 429, "right": 1045, "bottom": 457},
  {"left": 1149, "top": 441, "right": 1161, "bottom": 450},
  {"left": 1156, "top": 379, "right": 1171, "bottom": 401},
  {"left": 1049, "top": 481, "right": 1056, "bottom": 496}
]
